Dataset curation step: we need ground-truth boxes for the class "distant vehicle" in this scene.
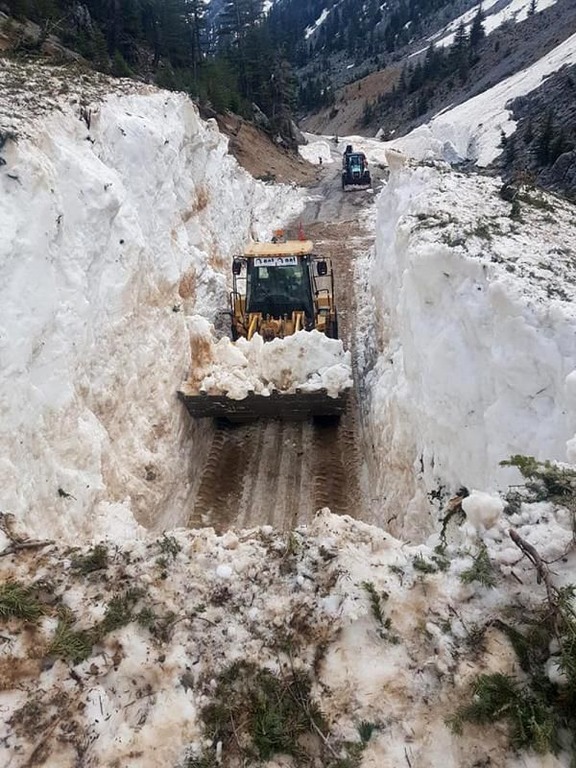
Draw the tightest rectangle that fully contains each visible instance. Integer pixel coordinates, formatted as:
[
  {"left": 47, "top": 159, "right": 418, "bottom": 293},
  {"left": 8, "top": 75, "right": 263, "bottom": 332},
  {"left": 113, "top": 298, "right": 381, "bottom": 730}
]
[{"left": 342, "top": 145, "right": 371, "bottom": 191}]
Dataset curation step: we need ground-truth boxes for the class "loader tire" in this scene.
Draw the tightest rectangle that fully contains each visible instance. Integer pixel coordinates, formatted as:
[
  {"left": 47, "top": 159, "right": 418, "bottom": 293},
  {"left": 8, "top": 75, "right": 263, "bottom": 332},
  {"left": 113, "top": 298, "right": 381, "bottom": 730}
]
[
  {"left": 326, "top": 313, "right": 339, "bottom": 340},
  {"left": 313, "top": 413, "right": 341, "bottom": 427}
]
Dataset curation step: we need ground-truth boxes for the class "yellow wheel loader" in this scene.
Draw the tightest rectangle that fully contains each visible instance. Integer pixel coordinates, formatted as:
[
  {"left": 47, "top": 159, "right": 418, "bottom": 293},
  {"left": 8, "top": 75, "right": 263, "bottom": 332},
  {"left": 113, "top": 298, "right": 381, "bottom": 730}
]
[{"left": 178, "top": 237, "right": 350, "bottom": 421}]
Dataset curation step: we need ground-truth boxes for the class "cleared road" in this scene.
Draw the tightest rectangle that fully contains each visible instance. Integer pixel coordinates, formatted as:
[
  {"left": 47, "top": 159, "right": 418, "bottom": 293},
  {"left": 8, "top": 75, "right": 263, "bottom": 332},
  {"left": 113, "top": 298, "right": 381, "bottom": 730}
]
[{"left": 187, "top": 154, "right": 379, "bottom": 532}]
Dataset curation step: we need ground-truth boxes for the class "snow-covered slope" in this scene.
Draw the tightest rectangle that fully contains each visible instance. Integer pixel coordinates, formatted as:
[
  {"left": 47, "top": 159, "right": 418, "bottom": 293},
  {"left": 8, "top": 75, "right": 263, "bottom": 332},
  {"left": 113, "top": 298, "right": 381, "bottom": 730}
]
[
  {"left": 0, "top": 63, "right": 304, "bottom": 543},
  {"left": 429, "top": 0, "right": 560, "bottom": 49},
  {"left": 394, "top": 31, "right": 576, "bottom": 167}
]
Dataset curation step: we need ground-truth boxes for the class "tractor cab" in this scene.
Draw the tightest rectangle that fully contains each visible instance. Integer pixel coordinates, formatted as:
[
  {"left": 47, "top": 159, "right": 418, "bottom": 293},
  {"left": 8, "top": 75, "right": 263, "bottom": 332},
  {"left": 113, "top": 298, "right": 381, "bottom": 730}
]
[{"left": 341, "top": 146, "right": 371, "bottom": 190}]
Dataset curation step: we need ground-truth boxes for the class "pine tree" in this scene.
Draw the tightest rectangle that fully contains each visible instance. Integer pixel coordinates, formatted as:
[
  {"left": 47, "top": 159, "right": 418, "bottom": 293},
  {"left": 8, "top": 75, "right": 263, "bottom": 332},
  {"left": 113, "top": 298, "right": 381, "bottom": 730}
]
[
  {"left": 537, "top": 111, "right": 554, "bottom": 165},
  {"left": 527, "top": 0, "right": 537, "bottom": 17},
  {"left": 218, "top": 0, "right": 264, "bottom": 99},
  {"left": 111, "top": 50, "right": 133, "bottom": 77},
  {"left": 450, "top": 21, "right": 468, "bottom": 64},
  {"left": 91, "top": 25, "right": 110, "bottom": 72},
  {"left": 469, "top": 5, "right": 485, "bottom": 48},
  {"left": 183, "top": 0, "right": 205, "bottom": 77},
  {"left": 451, "top": 22, "right": 470, "bottom": 82}
]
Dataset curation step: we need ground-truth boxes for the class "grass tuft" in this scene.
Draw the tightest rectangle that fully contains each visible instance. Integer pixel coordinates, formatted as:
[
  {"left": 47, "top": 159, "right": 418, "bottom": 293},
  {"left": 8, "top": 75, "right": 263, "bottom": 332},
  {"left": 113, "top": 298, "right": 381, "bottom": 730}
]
[
  {"left": 158, "top": 533, "right": 181, "bottom": 559},
  {"left": 70, "top": 543, "right": 108, "bottom": 574},
  {"left": 358, "top": 720, "right": 377, "bottom": 743},
  {"left": 49, "top": 609, "right": 94, "bottom": 663},
  {"left": 195, "top": 660, "right": 364, "bottom": 766},
  {"left": 449, "top": 673, "right": 557, "bottom": 754},
  {"left": 101, "top": 588, "right": 144, "bottom": 634},
  {"left": 362, "top": 581, "right": 385, "bottom": 626},
  {"left": 413, "top": 553, "right": 438, "bottom": 574}
]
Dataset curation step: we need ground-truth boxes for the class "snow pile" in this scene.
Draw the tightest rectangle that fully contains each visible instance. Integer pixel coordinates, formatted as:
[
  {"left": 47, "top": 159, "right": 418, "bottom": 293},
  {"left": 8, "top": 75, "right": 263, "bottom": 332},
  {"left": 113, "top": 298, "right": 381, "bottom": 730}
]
[
  {"left": 357, "top": 161, "right": 576, "bottom": 538},
  {"left": 2, "top": 505, "right": 575, "bottom": 767},
  {"left": 392, "top": 31, "right": 576, "bottom": 166},
  {"left": 0, "top": 63, "right": 305, "bottom": 543},
  {"left": 182, "top": 317, "right": 352, "bottom": 399},
  {"left": 299, "top": 134, "right": 336, "bottom": 164},
  {"left": 462, "top": 490, "right": 505, "bottom": 532}
]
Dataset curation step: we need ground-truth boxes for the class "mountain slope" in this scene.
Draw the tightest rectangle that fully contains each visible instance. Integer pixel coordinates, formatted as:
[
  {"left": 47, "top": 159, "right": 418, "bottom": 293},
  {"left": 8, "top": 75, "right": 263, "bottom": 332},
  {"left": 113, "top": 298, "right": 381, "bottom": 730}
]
[{"left": 300, "top": 0, "right": 575, "bottom": 138}]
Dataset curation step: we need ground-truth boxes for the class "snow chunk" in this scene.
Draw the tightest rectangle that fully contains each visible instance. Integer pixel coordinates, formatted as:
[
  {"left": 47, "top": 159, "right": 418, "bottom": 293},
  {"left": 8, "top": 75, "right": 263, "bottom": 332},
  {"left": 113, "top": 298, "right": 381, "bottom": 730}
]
[
  {"left": 462, "top": 491, "right": 505, "bottom": 531},
  {"left": 216, "top": 564, "right": 233, "bottom": 579},
  {"left": 185, "top": 320, "right": 352, "bottom": 400}
]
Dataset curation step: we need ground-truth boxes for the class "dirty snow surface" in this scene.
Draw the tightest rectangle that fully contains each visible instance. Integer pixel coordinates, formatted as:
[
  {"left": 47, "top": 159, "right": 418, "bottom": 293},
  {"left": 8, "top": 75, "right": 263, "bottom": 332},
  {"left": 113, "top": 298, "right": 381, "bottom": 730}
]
[
  {"left": 180, "top": 319, "right": 352, "bottom": 399},
  {"left": 2, "top": 54, "right": 576, "bottom": 768},
  {"left": 3, "top": 505, "right": 576, "bottom": 768}
]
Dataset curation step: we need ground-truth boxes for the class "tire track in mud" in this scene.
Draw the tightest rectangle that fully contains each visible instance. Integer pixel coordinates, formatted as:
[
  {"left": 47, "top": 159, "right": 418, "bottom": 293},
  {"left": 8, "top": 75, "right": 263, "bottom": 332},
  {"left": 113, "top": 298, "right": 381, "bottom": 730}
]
[
  {"left": 189, "top": 413, "right": 362, "bottom": 531},
  {"left": 311, "top": 407, "right": 362, "bottom": 517},
  {"left": 188, "top": 422, "right": 257, "bottom": 531},
  {"left": 237, "top": 420, "right": 285, "bottom": 527}
]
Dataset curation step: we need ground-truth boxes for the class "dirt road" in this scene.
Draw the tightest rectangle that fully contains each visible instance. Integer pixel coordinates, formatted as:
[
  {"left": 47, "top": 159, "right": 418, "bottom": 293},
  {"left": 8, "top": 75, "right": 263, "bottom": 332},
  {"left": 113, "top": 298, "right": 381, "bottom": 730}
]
[{"left": 187, "top": 154, "right": 380, "bottom": 532}]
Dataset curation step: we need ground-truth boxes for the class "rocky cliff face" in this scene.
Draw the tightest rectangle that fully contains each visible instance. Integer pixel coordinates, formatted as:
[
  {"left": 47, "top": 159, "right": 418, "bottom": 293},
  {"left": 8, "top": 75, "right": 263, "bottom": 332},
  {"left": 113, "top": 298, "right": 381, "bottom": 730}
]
[{"left": 501, "top": 64, "right": 576, "bottom": 198}]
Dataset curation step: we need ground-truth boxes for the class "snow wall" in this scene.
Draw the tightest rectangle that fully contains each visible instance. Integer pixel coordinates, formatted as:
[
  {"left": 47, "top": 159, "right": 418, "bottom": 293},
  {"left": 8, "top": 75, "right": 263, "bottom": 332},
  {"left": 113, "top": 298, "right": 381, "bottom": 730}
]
[
  {"left": 360, "top": 163, "right": 576, "bottom": 540},
  {"left": 0, "top": 85, "right": 303, "bottom": 543}
]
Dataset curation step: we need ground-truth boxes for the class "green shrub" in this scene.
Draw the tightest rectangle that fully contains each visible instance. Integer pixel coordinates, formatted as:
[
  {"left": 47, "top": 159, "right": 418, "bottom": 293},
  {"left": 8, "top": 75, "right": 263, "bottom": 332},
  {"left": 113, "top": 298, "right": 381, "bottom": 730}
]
[{"left": 0, "top": 581, "right": 43, "bottom": 621}]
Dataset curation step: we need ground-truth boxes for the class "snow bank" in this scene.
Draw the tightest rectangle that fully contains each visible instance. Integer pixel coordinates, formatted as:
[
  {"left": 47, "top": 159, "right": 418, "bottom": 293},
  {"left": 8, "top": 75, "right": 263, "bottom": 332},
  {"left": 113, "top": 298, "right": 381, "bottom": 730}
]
[
  {"left": 182, "top": 317, "right": 352, "bottom": 399},
  {"left": 299, "top": 135, "right": 335, "bottom": 164},
  {"left": 0, "top": 64, "right": 305, "bottom": 543},
  {"left": 358, "top": 161, "right": 576, "bottom": 538}
]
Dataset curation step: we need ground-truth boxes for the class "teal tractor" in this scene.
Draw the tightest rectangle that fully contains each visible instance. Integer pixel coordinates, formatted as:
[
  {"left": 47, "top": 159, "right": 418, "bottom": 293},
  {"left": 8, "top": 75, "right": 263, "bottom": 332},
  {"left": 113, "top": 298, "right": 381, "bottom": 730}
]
[{"left": 341, "top": 145, "right": 371, "bottom": 190}]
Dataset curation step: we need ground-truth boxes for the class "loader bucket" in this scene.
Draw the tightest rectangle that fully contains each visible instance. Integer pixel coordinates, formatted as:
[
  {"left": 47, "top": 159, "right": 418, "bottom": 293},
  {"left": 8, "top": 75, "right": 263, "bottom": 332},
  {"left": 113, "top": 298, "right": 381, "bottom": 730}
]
[{"left": 177, "top": 387, "right": 350, "bottom": 423}]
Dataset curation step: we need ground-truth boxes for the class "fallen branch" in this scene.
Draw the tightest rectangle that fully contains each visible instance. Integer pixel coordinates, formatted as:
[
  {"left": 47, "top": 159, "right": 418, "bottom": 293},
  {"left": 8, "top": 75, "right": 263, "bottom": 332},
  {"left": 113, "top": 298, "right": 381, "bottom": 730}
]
[
  {"left": 0, "top": 540, "right": 54, "bottom": 558},
  {"left": 509, "top": 529, "right": 556, "bottom": 607}
]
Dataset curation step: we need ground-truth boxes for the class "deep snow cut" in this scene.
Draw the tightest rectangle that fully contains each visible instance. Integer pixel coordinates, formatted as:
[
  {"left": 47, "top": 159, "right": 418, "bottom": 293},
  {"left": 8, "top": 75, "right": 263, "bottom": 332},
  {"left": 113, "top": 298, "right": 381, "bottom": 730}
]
[{"left": 2, "top": 48, "right": 576, "bottom": 768}]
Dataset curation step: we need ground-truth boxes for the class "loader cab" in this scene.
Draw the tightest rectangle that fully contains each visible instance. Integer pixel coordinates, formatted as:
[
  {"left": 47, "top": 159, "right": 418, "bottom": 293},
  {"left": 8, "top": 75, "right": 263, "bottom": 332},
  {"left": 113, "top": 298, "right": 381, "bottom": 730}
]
[
  {"left": 230, "top": 240, "right": 338, "bottom": 340},
  {"left": 345, "top": 152, "right": 366, "bottom": 176},
  {"left": 245, "top": 257, "right": 314, "bottom": 319}
]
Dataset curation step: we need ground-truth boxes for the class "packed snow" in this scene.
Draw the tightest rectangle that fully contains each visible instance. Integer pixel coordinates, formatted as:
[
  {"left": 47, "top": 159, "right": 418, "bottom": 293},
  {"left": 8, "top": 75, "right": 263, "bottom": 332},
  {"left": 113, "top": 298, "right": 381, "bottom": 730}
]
[
  {"left": 357, "top": 160, "right": 576, "bottom": 538},
  {"left": 2, "top": 39, "right": 576, "bottom": 768},
  {"left": 181, "top": 317, "right": 352, "bottom": 399}
]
